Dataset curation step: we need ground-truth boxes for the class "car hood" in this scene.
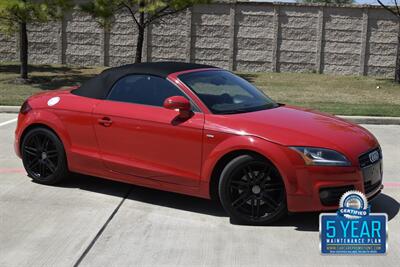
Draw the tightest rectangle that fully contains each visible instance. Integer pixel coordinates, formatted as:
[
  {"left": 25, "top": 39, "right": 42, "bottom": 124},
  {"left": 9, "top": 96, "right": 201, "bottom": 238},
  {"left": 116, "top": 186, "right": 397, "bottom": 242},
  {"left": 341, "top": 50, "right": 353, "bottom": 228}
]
[{"left": 206, "top": 105, "right": 378, "bottom": 156}]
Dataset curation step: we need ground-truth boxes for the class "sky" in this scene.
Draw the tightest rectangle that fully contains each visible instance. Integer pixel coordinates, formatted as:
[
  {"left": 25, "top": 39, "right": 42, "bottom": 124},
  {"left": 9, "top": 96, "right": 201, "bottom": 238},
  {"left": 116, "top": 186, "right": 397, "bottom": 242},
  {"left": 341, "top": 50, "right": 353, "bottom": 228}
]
[{"left": 251, "top": 0, "right": 396, "bottom": 5}]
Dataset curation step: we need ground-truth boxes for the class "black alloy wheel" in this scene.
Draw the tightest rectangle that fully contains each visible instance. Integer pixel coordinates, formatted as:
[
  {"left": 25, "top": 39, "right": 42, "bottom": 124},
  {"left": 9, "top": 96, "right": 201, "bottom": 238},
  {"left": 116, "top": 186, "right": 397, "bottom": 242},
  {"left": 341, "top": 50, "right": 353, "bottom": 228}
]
[
  {"left": 21, "top": 127, "right": 69, "bottom": 184},
  {"left": 219, "top": 154, "right": 287, "bottom": 225}
]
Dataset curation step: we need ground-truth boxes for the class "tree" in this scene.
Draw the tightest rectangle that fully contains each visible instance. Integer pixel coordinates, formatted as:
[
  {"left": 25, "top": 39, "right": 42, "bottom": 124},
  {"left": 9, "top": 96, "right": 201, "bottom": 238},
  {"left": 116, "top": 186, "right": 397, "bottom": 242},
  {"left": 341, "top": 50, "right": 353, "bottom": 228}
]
[
  {"left": 0, "top": 0, "right": 73, "bottom": 80},
  {"left": 300, "top": 0, "right": 354, "bottom": 3},
  {"left": 81, "top": 0, "right": 210, "bottom": 63},
  {"left": 377, "top": 0, "right": 400, "bottom": 83}
]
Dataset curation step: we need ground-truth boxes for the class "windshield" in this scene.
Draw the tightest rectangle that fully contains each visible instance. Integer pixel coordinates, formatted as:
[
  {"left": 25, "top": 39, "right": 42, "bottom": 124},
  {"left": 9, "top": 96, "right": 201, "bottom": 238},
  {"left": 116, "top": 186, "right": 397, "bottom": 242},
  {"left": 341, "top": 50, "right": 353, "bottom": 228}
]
[{"left": 179, "top": 70, "right": 278, "bottom": 114}]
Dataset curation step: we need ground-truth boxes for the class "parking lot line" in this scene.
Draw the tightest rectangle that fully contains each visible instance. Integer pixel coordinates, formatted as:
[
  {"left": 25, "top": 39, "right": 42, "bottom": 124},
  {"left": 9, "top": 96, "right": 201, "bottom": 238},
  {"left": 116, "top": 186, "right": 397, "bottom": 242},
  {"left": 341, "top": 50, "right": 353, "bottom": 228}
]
[
  {"left": 0, "top": 118, "right": 17, "bottom": 127},
  {"left": 0, "top": 168, "right": 25, "bottom": 174},
  {"left": 73, "top": 186, "right": 133, "bottom": 267}
]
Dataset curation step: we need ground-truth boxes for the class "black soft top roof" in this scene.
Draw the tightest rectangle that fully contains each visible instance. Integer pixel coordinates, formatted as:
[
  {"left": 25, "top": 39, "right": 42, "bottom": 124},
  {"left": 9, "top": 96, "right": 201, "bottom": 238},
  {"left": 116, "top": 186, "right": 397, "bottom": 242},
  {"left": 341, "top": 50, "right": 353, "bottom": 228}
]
[{"left": 72, "top": 62, "right": 217, "bottom": 99}]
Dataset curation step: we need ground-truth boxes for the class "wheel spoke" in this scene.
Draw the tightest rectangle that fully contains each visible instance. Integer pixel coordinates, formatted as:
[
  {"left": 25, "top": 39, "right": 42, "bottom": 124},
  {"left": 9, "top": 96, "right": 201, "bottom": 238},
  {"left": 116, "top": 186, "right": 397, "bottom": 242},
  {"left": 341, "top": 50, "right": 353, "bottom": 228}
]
[
  {"left": 40, "top": 162, "right": 46, "bottom": 177},
  {"left": 43, "top": 138, "right": 50, "bottom": 151},
  {"left": 242, "top": 169, "right": 250, "bottom": 181},
  {"left": 24, "top": 146, "right": 37, "bottom": 156},
  {"left": 232, "top": 193, "right": 251, "bottom": 208},
  {"left": 262, "top": 193, "right": 279, "bottom": 210},
  {"left": 33, "top": 135, "right": 42, "bottom": 150},
  {"left": 254, "top": 165, "right": 269, "bottom": 184},
  {"left": 28, "top": 159, "right": 40, "bottom": 169},
  {"left": 46, "top": 150, "right": 58, "bottom": 159},
  {"left": 246, "top": 166, "right": 255, "bottom": 180},
  {"left": 263, "top": 183, "right": 283, "bottom": 192},
  {"left": 45, "top": 159, "right": 56, "bottom": 173},
  {"left": 251, "top": 197, "right": 255, "bottom": 217},
  {"left": 242, "top": 166, "right": 255, "bottom": 181},
  {"left": 230, "top": 180, "right": 249, "bottom": 191}
]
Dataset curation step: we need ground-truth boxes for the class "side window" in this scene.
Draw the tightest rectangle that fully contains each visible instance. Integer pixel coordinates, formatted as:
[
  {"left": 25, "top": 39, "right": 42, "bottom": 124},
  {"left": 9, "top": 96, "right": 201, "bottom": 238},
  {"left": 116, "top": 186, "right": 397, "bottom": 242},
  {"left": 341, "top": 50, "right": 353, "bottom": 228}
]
[{"left": 107, "top": 75, "right": 186, "bottom": 107}]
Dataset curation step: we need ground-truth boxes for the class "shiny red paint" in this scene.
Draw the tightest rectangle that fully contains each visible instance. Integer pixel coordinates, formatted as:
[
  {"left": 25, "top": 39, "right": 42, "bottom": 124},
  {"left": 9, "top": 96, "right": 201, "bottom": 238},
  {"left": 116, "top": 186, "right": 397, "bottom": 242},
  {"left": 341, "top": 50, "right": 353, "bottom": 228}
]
[{"left": 15, "top": 69, "right": 381, "bottom": 212}]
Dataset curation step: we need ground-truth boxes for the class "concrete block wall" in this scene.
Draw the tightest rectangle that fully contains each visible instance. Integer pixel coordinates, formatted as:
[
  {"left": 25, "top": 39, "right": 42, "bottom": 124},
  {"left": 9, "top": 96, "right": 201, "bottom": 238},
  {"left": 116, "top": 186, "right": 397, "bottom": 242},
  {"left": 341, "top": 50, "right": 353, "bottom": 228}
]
[
  {"left": 278, "top": 5, "right": 319, "bottom": 72},
  {"left": 367, "top": 9, "right": 398, "bottom": 76},
  {"left": 109, "top": 9, "right": 137, "bottom": 66},
  {"left": 150, "top": 10, "right": 188, "bottom": 63},
  {"left": 322, "top": 7, "right": 364, "bottom": 75},
  {"left": 0, "top": 2, "right": 398, "bottom": 78},
  {"left": 235, "top": 4, "right": 274, "bottom": 72},
  {"left": 0, "top": 33, "right": 18, "bottom": 62},
  {"left": 27, "top": 21, "right": 60, "bottom": 64},
  {"left": 191, "top": 4, "right": 231, "bottom": 69},
  {"left": 65, "top": 9, "right": 102, "bottom": 66}
]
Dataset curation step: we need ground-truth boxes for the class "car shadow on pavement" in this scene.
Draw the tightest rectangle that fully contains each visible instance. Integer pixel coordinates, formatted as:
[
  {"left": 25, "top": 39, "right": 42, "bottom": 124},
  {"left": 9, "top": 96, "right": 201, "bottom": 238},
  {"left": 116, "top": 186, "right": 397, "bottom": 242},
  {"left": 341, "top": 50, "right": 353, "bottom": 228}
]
[
  {"left": 274, "top": 193, "right": 399, "bottom": 232},
  {"left": 56, "top": 174, "right": 226, "bottom": 217},
  {"left": 55, "top": 173, "right": 132, "bottom": 199},
  {"left": 370, "top": 193, "right": 400, "bottom": 220},
  {"left": 54, "top": 174, "right": 399, "bottom": 232}
]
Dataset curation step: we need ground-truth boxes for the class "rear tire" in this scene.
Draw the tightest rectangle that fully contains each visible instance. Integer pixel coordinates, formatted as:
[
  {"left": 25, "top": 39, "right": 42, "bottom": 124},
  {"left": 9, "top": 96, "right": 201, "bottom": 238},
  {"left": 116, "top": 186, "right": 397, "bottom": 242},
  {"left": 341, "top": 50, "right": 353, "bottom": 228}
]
[
  {"left": 218, "top": 154, "right": 287, "bottom": 225},
  {"left": 21, "top": 127, "right": 69, "bottom": 185}
]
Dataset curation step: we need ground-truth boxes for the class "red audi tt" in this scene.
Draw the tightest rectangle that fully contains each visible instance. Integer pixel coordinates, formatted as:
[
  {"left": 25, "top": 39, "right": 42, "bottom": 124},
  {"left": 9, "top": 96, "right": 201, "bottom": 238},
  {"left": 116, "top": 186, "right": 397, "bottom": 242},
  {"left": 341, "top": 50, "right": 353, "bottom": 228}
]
[{"left": 14, "top": 62, "right": 383, "bottom": 225}]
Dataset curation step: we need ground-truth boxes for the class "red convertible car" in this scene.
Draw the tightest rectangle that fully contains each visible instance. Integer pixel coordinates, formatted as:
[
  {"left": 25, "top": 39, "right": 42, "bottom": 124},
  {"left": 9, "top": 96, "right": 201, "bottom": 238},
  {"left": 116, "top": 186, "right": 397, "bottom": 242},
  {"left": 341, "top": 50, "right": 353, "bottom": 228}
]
[{"left": 15, "top": 62, "right": 383, "bottom": 225}]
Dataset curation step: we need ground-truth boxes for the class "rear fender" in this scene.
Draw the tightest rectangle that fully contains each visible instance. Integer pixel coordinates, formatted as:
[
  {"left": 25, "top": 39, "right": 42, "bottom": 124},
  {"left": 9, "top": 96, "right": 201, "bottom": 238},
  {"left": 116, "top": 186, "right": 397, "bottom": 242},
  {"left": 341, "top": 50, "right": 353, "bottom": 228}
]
[{"left": 19, "top": 109, "right": 71, "bottom": 154}]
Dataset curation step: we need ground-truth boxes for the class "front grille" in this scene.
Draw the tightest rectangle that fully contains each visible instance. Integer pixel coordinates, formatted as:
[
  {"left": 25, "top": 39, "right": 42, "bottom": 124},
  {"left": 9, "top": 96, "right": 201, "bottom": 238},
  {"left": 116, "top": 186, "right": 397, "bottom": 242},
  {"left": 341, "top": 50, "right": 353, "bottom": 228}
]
[
  {"left": 359, "top": 147, "right": 382, "bottom": 168},
  {"left": 359, "top": 147, "right": 383, "bottom": 196},
  {"left": 319, "top": 185, "right": 355, "bottom": 206}
]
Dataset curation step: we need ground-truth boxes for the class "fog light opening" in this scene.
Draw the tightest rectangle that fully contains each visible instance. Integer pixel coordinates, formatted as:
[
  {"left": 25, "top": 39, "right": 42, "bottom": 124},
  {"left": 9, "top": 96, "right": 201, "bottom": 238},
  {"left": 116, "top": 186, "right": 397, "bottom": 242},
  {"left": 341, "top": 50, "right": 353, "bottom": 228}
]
[{"left": 319, "top": 190, "right": 330, "bottom": 200}]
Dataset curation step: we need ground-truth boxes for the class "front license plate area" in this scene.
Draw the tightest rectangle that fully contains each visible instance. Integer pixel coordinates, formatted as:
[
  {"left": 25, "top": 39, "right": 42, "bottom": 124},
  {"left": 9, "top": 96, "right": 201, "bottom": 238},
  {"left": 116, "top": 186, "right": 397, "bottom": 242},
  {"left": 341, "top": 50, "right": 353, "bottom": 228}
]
[{"left": 362, "top": 161, "right": 382, "bottom": 185}]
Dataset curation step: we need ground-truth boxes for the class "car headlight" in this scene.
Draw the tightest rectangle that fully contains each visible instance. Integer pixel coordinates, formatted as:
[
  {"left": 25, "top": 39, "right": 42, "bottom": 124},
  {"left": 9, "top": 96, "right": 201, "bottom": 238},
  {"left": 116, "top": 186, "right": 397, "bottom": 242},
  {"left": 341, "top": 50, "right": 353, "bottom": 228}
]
[{"left": 290, "top": 147, "right": 351, "bottom": 166}]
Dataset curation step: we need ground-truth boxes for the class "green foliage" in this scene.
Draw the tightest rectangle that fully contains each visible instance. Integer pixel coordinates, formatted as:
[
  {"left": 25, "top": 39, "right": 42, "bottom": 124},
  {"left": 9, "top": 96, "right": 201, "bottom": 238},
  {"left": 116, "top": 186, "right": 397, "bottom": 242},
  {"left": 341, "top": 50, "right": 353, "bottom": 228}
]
[
  {"left": 0, "top": 0, "right": 73, "bottom": 34},
  {"left": 81, "top": 0, "right": 211, "bottom": 30},
  {"left": 299, "top": 0, "right": 354, "bottom": 3},
  {"left": 80, "top": 0, "right": 121, "bottom": 29}
]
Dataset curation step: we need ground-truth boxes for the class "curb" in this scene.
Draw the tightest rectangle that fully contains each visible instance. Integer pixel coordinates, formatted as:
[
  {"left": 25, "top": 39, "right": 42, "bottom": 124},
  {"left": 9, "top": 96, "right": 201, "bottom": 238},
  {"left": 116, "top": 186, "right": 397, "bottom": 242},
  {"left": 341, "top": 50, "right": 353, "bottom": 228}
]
[
  {"left": 0, "top": 106, "right": 399, "bottom": 125},
  {"left": 338, "top": 116, "right": 400, "bottom": 125},
  {"left": 0, "top": 106, "right": 19, "bottom": 113}
]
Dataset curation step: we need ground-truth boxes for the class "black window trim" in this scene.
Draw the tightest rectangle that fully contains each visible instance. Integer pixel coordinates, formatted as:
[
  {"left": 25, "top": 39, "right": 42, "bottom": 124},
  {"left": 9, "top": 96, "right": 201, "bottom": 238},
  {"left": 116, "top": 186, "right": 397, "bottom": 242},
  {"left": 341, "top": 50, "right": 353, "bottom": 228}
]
[{"left": 104, "top": 73, "right": 202, "bottom": 113}]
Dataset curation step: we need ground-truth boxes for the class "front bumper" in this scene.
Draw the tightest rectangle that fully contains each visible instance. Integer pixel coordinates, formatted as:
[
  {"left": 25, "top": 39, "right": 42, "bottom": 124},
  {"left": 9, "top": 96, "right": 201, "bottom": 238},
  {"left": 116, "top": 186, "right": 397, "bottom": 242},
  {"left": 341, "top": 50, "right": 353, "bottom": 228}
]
[{"left": 285, "top": 149, "right": 383, "bottom": 212}]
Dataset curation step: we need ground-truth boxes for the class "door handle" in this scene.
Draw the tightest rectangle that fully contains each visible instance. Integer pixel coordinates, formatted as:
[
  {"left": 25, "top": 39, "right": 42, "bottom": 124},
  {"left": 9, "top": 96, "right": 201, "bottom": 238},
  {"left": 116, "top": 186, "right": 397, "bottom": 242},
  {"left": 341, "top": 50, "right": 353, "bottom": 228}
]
[{"left": 98, "top": 117, "right": 113, "bottom": 127}]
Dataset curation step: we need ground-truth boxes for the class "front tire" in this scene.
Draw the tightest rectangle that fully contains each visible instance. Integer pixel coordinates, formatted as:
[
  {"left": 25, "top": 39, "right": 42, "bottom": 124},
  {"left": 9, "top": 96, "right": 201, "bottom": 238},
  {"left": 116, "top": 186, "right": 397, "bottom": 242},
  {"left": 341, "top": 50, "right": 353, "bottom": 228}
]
[
  {"left": 218, "top": 154, "right": 287, "bottom": 225},
  {"left": 21, "top": 127, "right": 69, "bottom": 185}
]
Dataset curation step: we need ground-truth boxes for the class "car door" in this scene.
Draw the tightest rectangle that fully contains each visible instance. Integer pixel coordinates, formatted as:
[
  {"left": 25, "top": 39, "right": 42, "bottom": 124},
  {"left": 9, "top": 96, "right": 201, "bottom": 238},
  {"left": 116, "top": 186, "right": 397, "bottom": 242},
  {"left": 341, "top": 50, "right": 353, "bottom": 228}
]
[{"left": 93, "top": 74, "right": 204, "bottom": 187}]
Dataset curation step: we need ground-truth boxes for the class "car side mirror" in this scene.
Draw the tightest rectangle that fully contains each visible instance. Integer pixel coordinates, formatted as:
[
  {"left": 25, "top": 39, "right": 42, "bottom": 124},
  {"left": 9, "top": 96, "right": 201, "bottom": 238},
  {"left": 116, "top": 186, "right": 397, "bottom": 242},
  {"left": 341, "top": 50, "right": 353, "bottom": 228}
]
[
  {"left": 163, "top": 96, "right": 191, "bottom": 111},
  {"left": 163, "top": 96, "right": 192, "bottom": 119}
]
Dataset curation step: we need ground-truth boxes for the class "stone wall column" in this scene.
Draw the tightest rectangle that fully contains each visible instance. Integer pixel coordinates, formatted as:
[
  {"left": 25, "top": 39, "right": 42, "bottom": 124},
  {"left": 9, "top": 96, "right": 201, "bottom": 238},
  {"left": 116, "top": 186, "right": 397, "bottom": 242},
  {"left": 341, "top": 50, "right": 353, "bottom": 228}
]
[
  {"left": 360, "top": 8, "right": 369, "bottom": 76},
  {"left": 316, "top": 7, "right": 324, "bottom": 74},
  {"left": 228, "top": 4, "right": 237, "bottom": 71},
  {"left": 271, "top": 5, "right": 280, "bottom": 72},
  {"left": 145, "top": 24, "right": 152, "bottom": 62},
  {"left": 186, "top": 7, "right": 193, "bottom": 63},
  {"left": 100, "top": 29, "right": 110, "bottom": 66},
  {"left": 58, "top": 16, "right": 67, "bottom": 64}
]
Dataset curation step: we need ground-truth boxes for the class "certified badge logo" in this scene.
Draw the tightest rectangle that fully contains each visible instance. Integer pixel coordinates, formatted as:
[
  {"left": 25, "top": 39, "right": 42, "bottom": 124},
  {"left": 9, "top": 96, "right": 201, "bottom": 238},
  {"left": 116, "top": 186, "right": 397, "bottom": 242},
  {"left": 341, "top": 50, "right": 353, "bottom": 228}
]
[
  {"left": 338, "top": 191, "right": 370, "bottom": 219},
  {"left": 320, "top": 190, "right": 387, "bottom": 255}
]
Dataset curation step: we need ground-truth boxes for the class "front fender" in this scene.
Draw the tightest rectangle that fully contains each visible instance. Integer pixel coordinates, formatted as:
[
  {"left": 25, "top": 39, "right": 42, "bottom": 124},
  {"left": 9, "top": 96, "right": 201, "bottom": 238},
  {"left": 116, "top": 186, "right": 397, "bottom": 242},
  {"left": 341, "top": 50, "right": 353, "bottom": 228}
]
[{"left": 200, "top": 134, "right": 297, "bottom": 196}]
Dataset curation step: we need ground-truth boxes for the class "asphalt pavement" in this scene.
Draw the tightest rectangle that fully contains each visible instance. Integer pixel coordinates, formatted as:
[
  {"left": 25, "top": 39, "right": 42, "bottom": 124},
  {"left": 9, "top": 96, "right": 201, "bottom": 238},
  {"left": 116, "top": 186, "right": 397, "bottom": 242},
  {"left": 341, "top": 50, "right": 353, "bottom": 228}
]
[{"left": 0, "top": 113, "right": 399, "bottom": 267}]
